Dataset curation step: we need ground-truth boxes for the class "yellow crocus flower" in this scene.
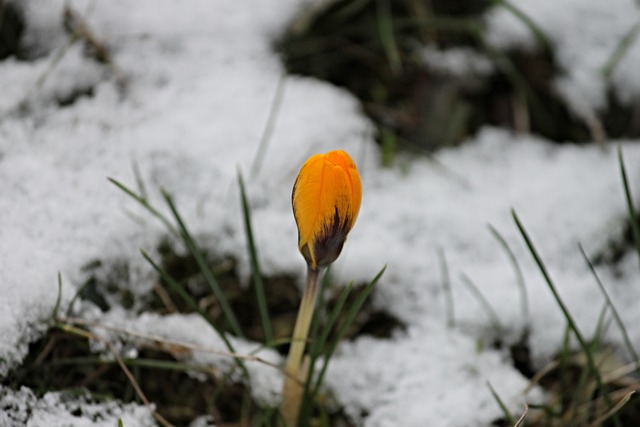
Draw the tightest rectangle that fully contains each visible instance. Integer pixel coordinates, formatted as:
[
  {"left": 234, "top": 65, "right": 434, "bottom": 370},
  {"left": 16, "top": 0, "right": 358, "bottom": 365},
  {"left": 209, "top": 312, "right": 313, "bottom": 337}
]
[
  {"left": 281, "top": 150, "right": 362, "bottom": 426},
  {"left": 292, "top": 150, "right": 362, "bottom": 270}
]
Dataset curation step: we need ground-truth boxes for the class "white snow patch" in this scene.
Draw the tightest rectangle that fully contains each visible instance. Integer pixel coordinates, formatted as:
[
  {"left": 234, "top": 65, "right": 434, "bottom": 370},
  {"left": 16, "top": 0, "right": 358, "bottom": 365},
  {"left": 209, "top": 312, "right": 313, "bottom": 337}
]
[
  {"left": 422, "top": 45, "right": 494, "bottom": 79},
  {"left": 91, "top": 309, "right": 283, "bottom": 407},
  {"left": 2, "top": 0, "right": 640, "bottom": 426},
  {"left": 0, "top": 386, "right": 156, "bottom": 427}
]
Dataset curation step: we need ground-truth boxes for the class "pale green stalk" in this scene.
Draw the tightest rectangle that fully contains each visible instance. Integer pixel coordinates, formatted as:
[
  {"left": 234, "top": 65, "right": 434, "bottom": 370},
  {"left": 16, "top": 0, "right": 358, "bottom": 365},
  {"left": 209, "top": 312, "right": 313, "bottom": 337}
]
[{"left": 280, "top": 267, "right": 321, "bottom": 427}]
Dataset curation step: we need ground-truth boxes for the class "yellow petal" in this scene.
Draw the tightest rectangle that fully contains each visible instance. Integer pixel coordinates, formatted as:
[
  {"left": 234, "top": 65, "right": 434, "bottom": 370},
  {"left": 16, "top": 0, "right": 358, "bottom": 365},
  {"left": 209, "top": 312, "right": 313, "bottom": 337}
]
[{"left": 292, "top": 150, "right": 362, "bottom": 269}]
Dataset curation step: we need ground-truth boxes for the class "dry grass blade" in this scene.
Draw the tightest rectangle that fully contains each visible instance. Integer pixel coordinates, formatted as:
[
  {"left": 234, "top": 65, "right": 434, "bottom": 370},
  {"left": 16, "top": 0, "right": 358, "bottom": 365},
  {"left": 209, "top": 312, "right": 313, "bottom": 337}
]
[
  {"left": 107, "top": 340, "right": 175, "bottom": 427},
  {"left": 514, "top": 404, "right": 529, "bottom": 427},
  {"left": 58, "top": 316, "right": 285, "bottom": 373},
  {"left": 603, "top": 361, "right": 640, "bottom": 385},
  {"left": 64, "top": 5, "right": 127, "bottom": 88},
  {"left": 524, "top": 359, "right": 560, "bottom": 393},
  {"left": 437, "top": 248, "right": 455, "bottom": 328},
  {"left": 588, "top": 390, "right": 635, "bottom": 427}
]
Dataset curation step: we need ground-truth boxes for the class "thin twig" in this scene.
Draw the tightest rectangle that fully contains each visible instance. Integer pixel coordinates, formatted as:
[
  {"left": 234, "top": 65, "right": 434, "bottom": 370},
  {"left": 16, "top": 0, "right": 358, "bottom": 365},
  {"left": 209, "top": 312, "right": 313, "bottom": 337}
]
[
  {"left": 153, "top": 283, "right": 178, "bottom": 313},
  {"left": 250, "top": 74, "right": 287, "bottom": 179},
  {"left": 57, "top": 321, "right": 174, "bottom": 427},
  {"left": 524, "top": 359, "right": 559, "bottom": 393},
  {"left": 513, "top": 404, "right": 529, "bottom": 427},
  {"left": 437, "top": 248, "right": 455, "bottom": 328},
  {"left": 106, "top": 340, "right": 175, "bottom": 427}
]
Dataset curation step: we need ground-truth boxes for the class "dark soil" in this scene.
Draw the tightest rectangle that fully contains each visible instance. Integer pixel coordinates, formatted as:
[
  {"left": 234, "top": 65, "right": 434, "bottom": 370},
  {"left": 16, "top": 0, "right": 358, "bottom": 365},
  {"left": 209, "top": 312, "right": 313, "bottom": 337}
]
[{"left": 278, "top": 0, "right": 640, "bottom": 156}]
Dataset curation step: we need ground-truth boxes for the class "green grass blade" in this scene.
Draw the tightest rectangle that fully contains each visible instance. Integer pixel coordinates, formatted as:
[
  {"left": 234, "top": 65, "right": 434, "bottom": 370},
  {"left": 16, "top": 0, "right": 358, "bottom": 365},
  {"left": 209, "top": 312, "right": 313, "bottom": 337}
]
[
  {"left": 592, "top": 302, "right": 610, "bottom": 351},
  {"left": 488, "top": 224, "right": 528, "bottom": 326},
  {"left": 335, "top": 0, "right": 373, "bottom": 21},
  {"left": 487, "top": 381, "right": 516, "bottom": 425},
  {"left": 311, "top": 282, "right": 354, "bottom": 363},
  {"left": 254, "top": 405, "right": 276, "bottom": 427},
  {"left": 238, "top": 171, "right": 273, "bottom": 344},
  {"left": 559, "top": 322, "right": 571, "bottom": 401},
  {"left": 491, "top": 0, "right": 551, "bottom": 52},
  {"left": 376, "top": 0, "right": 402, "bottom": 74},
  {"left": 618, "top": 146, "right": 640, "bottom": 268},
  {"left": 568, "top": 302, "right": 607, "bottom": 427},
  {"left": 381, "top": 127, "right": 397, "bottom": 168},
  {"left": 567, "top": 350, "right": 592, "bottom": 427},
  {"left": 298, "top": 280, "right": 354, "bottom": 426},
  {"left": 65, "top": 276, "right": 93, "bottom": 317},
  {"left": 308, "top": 268, "right": 333, "bottom": 355},
  {"left": 319, "top": 407, "right": 330, "bottom": 427},
  {"left": 603, "top": 22, "right": 640, "bottom": 79},
  {"left": 108, "top": 177, "right": 179, "bottom": 238},
  {"left": 312, "top": 266, "right": 386, "bottom": 396},
  {"left": 512, "top": 209, "right": 621, "bottom": 426},
  {"left": 161, "top": 189, "right": 244, "bottom": 338},
  {"left": 141, "top": 250, "right": 249, "bottom": 378},
  {"left": 460, "top": 273, "right": 505, "bottom": 333},
  {"left": 579, "top": 243, "right": 640, "bottom": 369},
  {"left": 131, "top": 160, "right": 148, "bottom": 200},
  {"left": 438, "top": 248, "right": 455, "bottom": 328},
  {"left": 477, "top": 35, "right": 553, "bottom": 130}
]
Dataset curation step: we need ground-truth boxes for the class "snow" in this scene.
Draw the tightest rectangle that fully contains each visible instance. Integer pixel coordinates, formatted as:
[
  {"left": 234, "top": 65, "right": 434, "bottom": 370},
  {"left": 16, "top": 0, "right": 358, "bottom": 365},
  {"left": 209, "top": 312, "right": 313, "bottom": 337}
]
[
  {"left": 2, "top": 0, "right": 640, "bottom": 426},
  {"left": 0, "top": 386, "right": 156, "bottom": 427},
  {"left": 422, "top": 45, "right": 494, "bottom": 79},
  {"left": 91, "top": 308, "right": 284, "bottom": 407}
]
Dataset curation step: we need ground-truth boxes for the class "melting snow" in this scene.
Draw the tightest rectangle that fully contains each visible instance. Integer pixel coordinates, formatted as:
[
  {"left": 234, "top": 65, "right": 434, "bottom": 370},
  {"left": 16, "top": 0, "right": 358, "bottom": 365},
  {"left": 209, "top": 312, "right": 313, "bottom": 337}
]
[{"left": 2, "top": 0, "right": 640, "bottom": 426}]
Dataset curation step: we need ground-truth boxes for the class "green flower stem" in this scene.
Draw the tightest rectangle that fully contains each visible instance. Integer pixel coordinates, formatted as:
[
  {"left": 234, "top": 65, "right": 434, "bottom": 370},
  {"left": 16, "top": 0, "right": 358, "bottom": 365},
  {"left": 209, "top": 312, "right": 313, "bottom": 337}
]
[{"left": 281, "top": 266, "right": 321, "bottom": 427}]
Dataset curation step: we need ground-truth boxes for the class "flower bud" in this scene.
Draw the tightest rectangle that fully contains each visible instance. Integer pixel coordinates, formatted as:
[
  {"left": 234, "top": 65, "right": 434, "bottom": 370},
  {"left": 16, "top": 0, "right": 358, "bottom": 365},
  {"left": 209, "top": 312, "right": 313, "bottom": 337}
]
[{"left": 292, "top": 150, "right": 362, "bottom": 269}]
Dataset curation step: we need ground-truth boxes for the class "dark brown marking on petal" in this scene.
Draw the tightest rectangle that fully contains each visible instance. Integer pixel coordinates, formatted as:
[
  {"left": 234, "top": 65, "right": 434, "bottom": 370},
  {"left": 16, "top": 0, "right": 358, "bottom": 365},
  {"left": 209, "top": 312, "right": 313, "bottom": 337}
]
[
  {"left": 300, "top": 242, "right": 313, "bottom": 267},
  {"left": 313, "top": 205, "right": 352, "bottom": 267},
  {"left": 292, "top": 173, "right": 303, "bottom": 247},
  {"left": 291, "top": 173, "right": 301, "bottom": 215}
]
